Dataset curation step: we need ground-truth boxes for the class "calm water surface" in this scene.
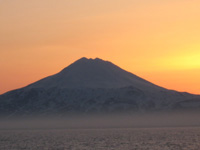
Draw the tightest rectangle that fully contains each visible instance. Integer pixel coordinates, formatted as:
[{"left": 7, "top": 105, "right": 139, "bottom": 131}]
[{"left": 0, "top": 127, "right": 200, "bottom": 150}]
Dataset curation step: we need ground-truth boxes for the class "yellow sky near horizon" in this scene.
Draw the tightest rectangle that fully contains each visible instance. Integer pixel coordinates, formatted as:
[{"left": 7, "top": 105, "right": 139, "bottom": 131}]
[{"left": 1, "top": 0, "right": 200, "bottom": 94}]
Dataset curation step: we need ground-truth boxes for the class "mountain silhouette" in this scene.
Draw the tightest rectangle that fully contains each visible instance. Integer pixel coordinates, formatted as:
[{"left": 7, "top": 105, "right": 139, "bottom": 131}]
[{"left": 0, "top": 57, "right": 200, "bottom": 116}]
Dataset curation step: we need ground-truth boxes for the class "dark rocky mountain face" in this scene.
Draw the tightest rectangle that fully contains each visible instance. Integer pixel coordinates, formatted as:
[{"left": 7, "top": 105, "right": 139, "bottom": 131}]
[{"left": 0, "top": 57, "right": 200, "bottom": 116}]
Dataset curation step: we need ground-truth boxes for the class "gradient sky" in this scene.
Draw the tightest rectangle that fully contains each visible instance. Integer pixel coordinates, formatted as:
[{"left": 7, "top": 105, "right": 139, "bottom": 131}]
[{"left": 1, "top": 0, "right": 200, "bottom": 94}]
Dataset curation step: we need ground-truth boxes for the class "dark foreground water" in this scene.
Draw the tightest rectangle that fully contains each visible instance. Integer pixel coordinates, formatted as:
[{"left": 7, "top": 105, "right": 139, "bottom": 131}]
[{"left": 0, "top": 127, "right": 200, "bottom": 150}]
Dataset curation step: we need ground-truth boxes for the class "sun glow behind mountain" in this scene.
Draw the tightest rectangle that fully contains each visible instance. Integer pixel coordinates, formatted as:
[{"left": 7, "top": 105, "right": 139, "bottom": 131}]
[{"left": 1, "top": 0, "right": 200, "bottom": 94}]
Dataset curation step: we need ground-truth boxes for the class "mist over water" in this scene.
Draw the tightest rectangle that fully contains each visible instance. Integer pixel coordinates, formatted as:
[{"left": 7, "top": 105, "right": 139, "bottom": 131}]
[{"left": 0, "top": 111, "right": 200, "bottom": 129}]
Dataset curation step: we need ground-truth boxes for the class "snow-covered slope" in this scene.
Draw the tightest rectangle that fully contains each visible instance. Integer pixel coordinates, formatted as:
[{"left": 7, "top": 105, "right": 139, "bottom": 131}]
[{"left": 0, "top": 57, "right": 200, "bottom": 116}]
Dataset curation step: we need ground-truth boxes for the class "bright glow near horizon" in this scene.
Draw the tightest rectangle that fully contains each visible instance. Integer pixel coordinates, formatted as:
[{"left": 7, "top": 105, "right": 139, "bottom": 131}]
[{"left": 1, "top": 0, "right": 200, "bottom": 94}]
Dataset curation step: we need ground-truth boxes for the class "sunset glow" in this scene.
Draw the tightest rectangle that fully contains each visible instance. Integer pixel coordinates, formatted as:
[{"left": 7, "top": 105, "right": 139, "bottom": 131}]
[{"left": 1, "top": 0, "right": 200, "bottom": 94}]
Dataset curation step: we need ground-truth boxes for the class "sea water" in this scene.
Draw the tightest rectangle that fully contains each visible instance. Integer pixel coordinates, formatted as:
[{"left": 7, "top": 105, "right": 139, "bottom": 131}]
[{"left": 0, "top": 127, "right": 200, "bottom": 150}]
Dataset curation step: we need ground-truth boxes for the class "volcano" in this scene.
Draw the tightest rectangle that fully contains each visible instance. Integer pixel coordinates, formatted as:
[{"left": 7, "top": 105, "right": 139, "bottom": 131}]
[{"left": 0, "top": 57, "right": 200, "bottom": 116}]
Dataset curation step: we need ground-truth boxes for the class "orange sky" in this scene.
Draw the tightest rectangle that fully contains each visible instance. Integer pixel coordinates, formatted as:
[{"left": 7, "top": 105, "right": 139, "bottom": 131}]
[{"left": 1, "top": 0, "right": 200, "bottom": 94}]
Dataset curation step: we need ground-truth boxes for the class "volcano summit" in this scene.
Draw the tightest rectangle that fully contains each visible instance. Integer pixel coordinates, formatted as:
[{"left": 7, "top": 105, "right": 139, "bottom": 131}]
[{"left": 27, "top": 57, "right": 163, "bottom": 91}]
